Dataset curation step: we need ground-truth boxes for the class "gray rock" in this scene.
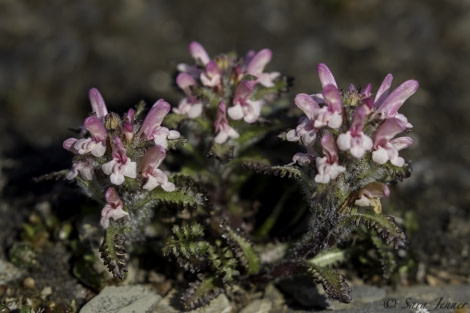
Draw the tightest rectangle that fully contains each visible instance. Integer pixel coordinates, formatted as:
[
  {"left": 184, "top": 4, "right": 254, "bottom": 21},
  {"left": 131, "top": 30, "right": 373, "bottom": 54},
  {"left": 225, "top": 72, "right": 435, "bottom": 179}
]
[
  {"left": 80, "top": 285, "right": 161, "bottom": 313},
  {"left": 0, "top": 259, "right": 23, "bottom": 285},
  {"left": 239, "top": 299, "right": 272, "bottom": 313},
  {"left": 278, "top": 278, "right": 386, "bottom": 310},
  {"left": 152, "top": 290, "right": 232, "bottom": 313}
]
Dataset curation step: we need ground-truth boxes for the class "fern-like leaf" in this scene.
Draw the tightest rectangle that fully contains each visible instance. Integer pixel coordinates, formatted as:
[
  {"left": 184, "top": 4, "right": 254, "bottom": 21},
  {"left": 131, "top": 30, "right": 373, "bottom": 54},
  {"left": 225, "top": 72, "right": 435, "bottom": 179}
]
[
  {"left": 138, "top": 184, "right": 207, "bottom": 211},
  {"left": 243, "top": 163, "right": 298, "bottom": 178},
  {"left": 370, "top": 233, "right": 398, "bottom": 279},
  {"left": 99, "top": 226, "right": 128, "bottom": 280},
  {"left": 219, "top": 222, "right": 260, "bottom": 275},
  {"left": 163, "top": 222, "right": 210, "bottom": 273},
  {"left": 181, "top": 277, "right": 222, "bottom": 310},
  {"left": 344, "top": 207, "right": 408, "bottom": 249},
  {"left": 308, "top": 264, "right": 351, "bottom": 303}
]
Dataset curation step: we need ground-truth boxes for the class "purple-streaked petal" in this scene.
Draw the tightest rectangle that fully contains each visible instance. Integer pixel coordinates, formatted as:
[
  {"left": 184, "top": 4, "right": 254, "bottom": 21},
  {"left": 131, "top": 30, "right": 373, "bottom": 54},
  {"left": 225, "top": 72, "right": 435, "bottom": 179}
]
[
  {"left": 234, "top": 80, "right": 255, "bottom": 103},
  {"left": 84, "top": 116, "right": 107, "bottom": 143},
  {"left": 376, "top": 80, "right": 419, "bottom": 118},
  {"left": 374, "top": 74, "right": 393, "bottom": 107},
  {"left": 176, "top": 72, "right": 196, "bottom": 95},
  {"left": 114, "top": 135, "right": 127, "bottom": 159},
  {"left": 350, "top": 105, "right": 367, "bottom": 135},
  {"left": 189, "top": 41, "right": 210, "bottom": 65},
  {"left": 362, "top": 83, "right": 372, "bottom": 98},
  {"left": 390, "top": 136, "right": 413, "bottom": 151},
  {"left": 323, "top": 85, "right": 343, "bottom": 113},
  {"left": 140, "top": 99, "right": 171, "bottom": 139},
  {"left": 320, "top": 132, "right": 339, "bottom": 163},
  {"left": 317, "top": 63, "right": 338, "bottom": 89},
  {"left": 88, "top": 88, "right": 108, "bottom": 118},
  {"left": 294, "top": 93, "right": 320, "bottom": 121},
  {"left": 105, "top": 187, "right": 122, "bottom": 205},
  {"left": 246, "top": 49, "right": 272, "bottom": 76},
  {"left": 373, "top": 118, "right": 408, "bottom": 146},
  {"left": 63, "top": 138, "right": 79, "bottom": 153},
  {"left": 142, "top": 146, "right": 166, "bottom": 176}
]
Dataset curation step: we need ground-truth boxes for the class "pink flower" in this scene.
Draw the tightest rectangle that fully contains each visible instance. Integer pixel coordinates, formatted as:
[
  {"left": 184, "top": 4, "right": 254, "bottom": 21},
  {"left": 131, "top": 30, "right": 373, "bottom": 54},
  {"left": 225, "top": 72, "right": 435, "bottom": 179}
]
[
  {"left": 140, "top": 99, "right": 180, "bottom": 148},
  {"left": 337, "top": 106, "right": 373, "bottom": 158},
  {"left": 200, "top": 60, "right": 222, "bottom": 88},
  {"left": 317, "top": 63, "right": 338, "bottom": 89},
  {"left": 313, "top": 84, "right": 343, "bottom": 129},
  {"left": 173, "top": 73, "right": 203, "bottom": 118},
  {"left": 100, "top": 187, "right": 128, "bottom": 229},
  {"left": 286, "top": 117, "right": 317, "bottom": 147},
  {"left": 66, "top": 161, "right": 94, "bottom": 181},
  {"left": 214, "top": 102, "right": 239, "bottom": 144},
  {"left": 292, "top": 64, "right": 343, "bottom": 130},
  {"left": 176, "top": 41, "right": 210, "bottom": 78},
  {"left": 290, "top": 152, "right": 314, "bottom": 167},
  {"left": 373, "top": 74, "right": 419, "bottom": 128},
  {"left": 287, "top": 93, "right": 319, "bottom": 145},
  {"left": 245, "top": 49, "right": 280, "bottom": 87},
  {"left": 63, "top": 116, "right": 107, "bottom": 157},
  {"left": 227, "top": 80, "right": 263, "bottom": 123},
  {"left": 315, "top": 133, "right": 346, "bottom": 184},
  {"left": 354, "top": 182, "right": 390, "bottom": 213},
  {"left": 141, "top": 146, "right": 175, "bottom": 192},
  {"left": 189, "top": 41, "right": 210, "bottom": 65},
  {"left": 372, "top": 118, "right": 413, "bottom": 167},
  {"left": 102, "top": 136, "right": 137, "bottom": 185},
  {"left": 89, "top": 88, "right": 108, "bottom": 118}
]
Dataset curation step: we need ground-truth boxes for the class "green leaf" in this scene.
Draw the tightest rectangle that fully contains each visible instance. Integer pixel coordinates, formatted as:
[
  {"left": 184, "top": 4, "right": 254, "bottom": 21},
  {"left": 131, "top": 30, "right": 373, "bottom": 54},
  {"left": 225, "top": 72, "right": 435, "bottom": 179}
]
[
  {"left": 181, "top": 277, "right": 222, "bottom": 310},
  {"left": 308, "top": 247, "right": 347, "bottom": 268},
  {"left": 344, "top": 207, "right": 408, "bottom": 249},
  {"left": 163, "top": 222, "right": 210, "bottom": 273},
  {"left": 243, "top": 162, "right": 314, "bottom": 193},
  {"left": 370, "top": 233, "right": 398, "bottom": 279},
  {"left": 99, "top": 226, "right": 128, "bottom": 280},
  {"left": 308, "top": 264, "right": 351, "bottom": 303},
  {"left": 137, "top": 184, "right": 207, "bottom": 211},
  {"left": 220, "top": 223, "right": 260, "bottom": 275}
]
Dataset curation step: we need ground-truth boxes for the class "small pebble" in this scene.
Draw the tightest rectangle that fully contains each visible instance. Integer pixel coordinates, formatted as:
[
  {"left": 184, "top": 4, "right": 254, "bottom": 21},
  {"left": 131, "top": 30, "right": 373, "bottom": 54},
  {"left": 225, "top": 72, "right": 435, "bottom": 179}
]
[{"left": 23, "top": 277, "right": 35, "bottom": 289}]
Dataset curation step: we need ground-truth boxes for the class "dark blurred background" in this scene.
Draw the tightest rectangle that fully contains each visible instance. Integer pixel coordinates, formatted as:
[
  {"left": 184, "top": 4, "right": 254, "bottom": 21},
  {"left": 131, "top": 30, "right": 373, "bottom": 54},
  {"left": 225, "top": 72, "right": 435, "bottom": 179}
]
[{"left": 1, "top": 0, "right": 469, "bottom": 281}]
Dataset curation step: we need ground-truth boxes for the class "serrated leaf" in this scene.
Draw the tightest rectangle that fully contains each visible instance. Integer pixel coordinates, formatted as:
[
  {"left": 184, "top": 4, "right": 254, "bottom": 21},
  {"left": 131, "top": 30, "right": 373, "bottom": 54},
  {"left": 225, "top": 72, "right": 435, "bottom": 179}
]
[
  {"left": 181, "top": 277, "right": 222, "bottom": 310},
  {"left": 99, "top": 226, "right": 128, "bottom": 280},
  {"left": 139, "top": 185, "right": 207, "bottom": 210},
  {"left": 345, "top": 207, "right": 408, "bottom": 249},
  {"left": 370, "top": 234, "right": 397, "bottom": 279},
  {"left": 220, "top": 223, "right": 260, "bottom": 275},
  {"left": 309, "top": 264, "right": 351, "bottom": 303}
]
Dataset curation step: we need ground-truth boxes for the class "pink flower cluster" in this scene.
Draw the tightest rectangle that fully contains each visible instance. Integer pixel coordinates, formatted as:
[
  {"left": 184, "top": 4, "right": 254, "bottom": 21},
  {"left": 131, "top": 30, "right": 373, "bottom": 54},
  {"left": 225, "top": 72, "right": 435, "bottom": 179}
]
[
  {"left": 287, "top": 64, "right": 418, "bottom": 184},
  {"left": 174, "top": 41, "right": 281, "bottom": 144},
  {"left": 63, "top": 88, "right": 179, "bottom": 228}
]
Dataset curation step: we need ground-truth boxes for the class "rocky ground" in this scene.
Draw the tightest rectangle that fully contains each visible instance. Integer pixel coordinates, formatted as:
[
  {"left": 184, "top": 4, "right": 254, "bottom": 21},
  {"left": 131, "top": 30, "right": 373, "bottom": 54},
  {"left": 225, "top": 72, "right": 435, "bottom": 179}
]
[{"left": 1, "top": 0, "right": 469, "bottom": 312}]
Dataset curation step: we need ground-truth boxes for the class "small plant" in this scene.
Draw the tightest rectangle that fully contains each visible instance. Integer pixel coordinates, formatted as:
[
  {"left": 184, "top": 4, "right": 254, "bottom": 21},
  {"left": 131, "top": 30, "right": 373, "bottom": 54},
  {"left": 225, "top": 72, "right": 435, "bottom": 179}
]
[{"left": 60, "top": 42, "right": 418, "bottom": 309}]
